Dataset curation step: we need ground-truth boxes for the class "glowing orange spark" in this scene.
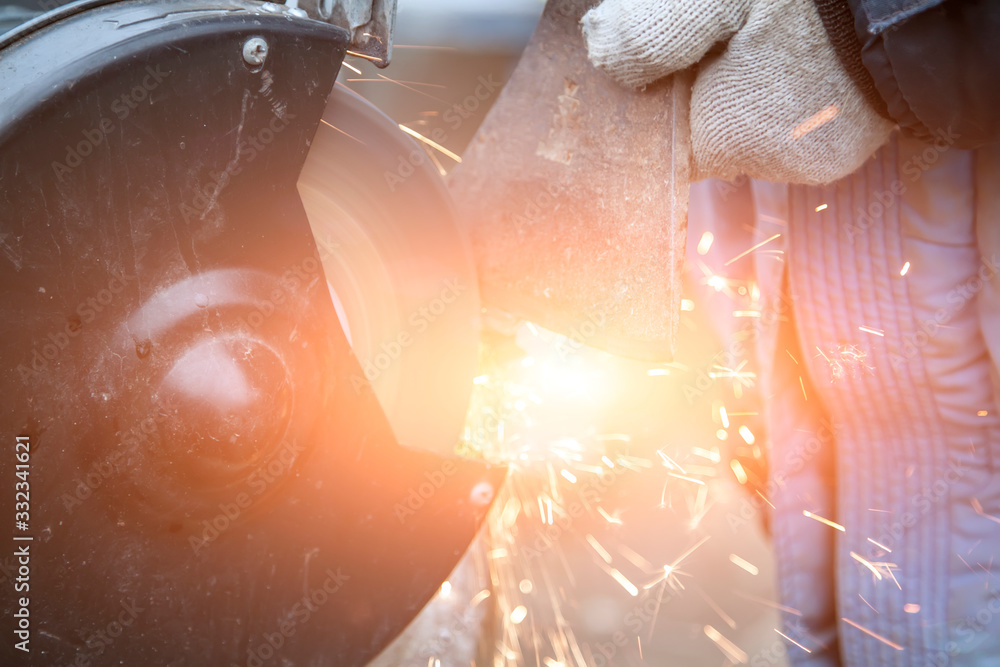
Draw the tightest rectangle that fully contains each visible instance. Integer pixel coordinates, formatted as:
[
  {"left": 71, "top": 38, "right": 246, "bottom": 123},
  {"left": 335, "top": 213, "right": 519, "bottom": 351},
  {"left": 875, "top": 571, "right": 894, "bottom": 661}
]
[
  {"left": 320, "top": 119, "right": 365, "bottom": 145},
  {"left": 725, "top": 233, "right": 782, "bottom": 266},
  {"left": 776, "top": 628, "right": 812, "bottom": 654},
  {"left": 803, "top": 510, "right": 846, "bottom": 532},
  {"left": 842, "top": 617, "right": 904, "bottom": 650},
  {"left": 398, "top": 124, "right": 462, "bottom": 163},
  {"left": 704, "top": 625, "right": 748, "bottom": 663},
  {"left": 867, "top": 537, "right": 892, "bottom": 552},
  {"left": 729, "top": 553, "right": 759, "bottom": 575}
]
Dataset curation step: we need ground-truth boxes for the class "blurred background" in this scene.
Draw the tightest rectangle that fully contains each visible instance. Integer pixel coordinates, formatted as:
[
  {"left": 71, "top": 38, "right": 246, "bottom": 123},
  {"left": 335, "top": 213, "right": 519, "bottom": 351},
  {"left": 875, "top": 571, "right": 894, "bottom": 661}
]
[{"left": 342, "top": 1, "right": 790, "bottom": 664}]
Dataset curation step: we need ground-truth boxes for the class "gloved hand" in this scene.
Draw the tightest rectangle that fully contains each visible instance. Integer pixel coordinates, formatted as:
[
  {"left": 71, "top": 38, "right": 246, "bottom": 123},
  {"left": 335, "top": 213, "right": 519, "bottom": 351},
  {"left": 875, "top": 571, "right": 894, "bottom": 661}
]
[{"left": 582, "top": 0, "right": 896, "bottom": 185}]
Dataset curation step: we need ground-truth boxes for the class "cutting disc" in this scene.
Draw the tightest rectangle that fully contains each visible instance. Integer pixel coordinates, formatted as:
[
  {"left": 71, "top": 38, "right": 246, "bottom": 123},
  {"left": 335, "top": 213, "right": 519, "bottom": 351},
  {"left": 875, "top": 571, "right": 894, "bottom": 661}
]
[
  {"left": 0, "top": 2, "right": 501, "bottom": 664},
  {"left": 299, "top": 85, "right": 481, "bottom": 456}
]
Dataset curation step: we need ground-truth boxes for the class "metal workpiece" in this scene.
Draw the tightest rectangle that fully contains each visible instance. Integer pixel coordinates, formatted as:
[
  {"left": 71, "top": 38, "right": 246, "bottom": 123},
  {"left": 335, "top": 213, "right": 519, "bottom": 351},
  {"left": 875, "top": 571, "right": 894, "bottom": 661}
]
[{"left": 296, "top": 0, "right": 397, "bottom": 66}]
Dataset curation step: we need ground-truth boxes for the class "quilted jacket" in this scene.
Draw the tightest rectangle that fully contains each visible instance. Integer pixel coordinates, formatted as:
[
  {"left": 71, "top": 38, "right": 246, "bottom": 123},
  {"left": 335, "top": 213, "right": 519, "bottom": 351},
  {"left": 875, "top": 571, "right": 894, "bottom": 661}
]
[{"left": 691, "top": 132, "right": 1000, "bottom": 665}]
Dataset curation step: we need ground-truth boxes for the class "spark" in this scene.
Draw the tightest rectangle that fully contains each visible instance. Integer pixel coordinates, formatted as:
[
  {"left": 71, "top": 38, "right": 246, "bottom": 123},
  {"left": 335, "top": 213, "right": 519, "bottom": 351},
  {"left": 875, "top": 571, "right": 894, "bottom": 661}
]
[
  {"left": 585, "top": 534, "right": 613, "bottom": 564},
  {"left": 601, "top": 455, "right": 615, "bottom": 469},
  {"left": 439, "top": 580, "right": 451, "bottom": 598},
  {"left": 776, "top": 628, "right": 812, "bottom": 654},
  {"left": 693, "top": 447, "right": 721, "bottom": 463},
  {"left": 716, "top": 429, "right": 729, "bottom": 441},
  {"left": 904, "top": 603, "right": 920, "bottom": 613},
  {"left": 978, "top": 410, "right": 990, "bottom": 417},
  {"left": 681, "top": 298, "right": 695, "bottom": 311},
  {"left": 867, "top": 537, "right": 892, "bottom": 553},
  {"left": 668, "top": 472, "right": 706, "bottom": 486},
  {"left": 720, "top": 406, "right": 730, "bottom": 428},
  {"left": 345, "top": 49, "right": 384, "bottom": 64},
  {"left": 972, "top": 497, "right": 1000, "bottom": 525},
  {"left": 900, "top": 261, "right": 911, "bottom": 276},
  {"left": 803, "top": 510, "right": 846, "bottom": 532},
  {"left": 800, "top": 376, "right": 808, "bottom": 401},
  {"left": 645, "top": 536, "right": 711, "bottom": 591},
  {"left": 519, "top": 579, "right": 533, "bottom": 594},
  {"left": 647, "top": 368, "right": 670, "bottom": 376},
  {"left": 656, "top": 449, "right": 687, "bottom": 473},
  {"left": 729, "top": 553, "right": 759, "bottom": 575},
  {"left": 858, "top": 325, "right": 885, "bottom": 337},
  {"left": 841, "top": 617, "right": 904, "bottom": 650},
  {"left": 340, "top": 61, "right": 362, "bottom": 75},
  {"left": 510, "top": 605, "right": 528, "bottom": 624},
  {"left": 697, "top": 588, "right": 737, "bottom": 629},
  {"left": 738, "top": 425, "right": 756, "bottom": 445},
  {"left": 708, "top": 275, "right": 728, "bottom": 291},
  {"left": 730, "top": 459, "right": 748, "bottom": 484},
  {"left": 470, "top": 589, "right": 491, "bottom": 606},
  {"left": 697, "top": 231, "right": 714, "bottom": 255},
  {"left": 319, "top": 119, "right": 365, "bottom": 145},
  {"left": 618, "top": 544, "right": 653, "bottom": 571},
  {"left": 734, "top": 591, "right": 802, "bottom": 615},
  {"left": 733, "top": 310, "right": 761, "bottom": 317},
  {"left": 597, "top": 507, "right": 622, "bottom": 525},
  {"left": 756, "top": 490, "right": 775, "bottom": 509},
  {"left": 859, "top": 594, "right": 878, "bottom": 613},
  {"left": 607, "top": 567, "right": 638, "bottom": 597},
  {"left": 725, "top": 233, "right": 782, "bottom": 266},
  {"left": 851, "top": 551, "right": 883, "bottom": 580},
  {"left": 815, "top": 203, "right": 828, "bottom": 212},
  {"left": 560, "top": 469, "right": 577, "bottom": 483},
  {"left": 398, "top": 124, "right": 462, "bottom": 163},
  {"left": 710, "top": 360, "right": 757, "bottom": 390},
  {"left": 792, "top": 105, "right": 839, "bottom": 140},
  {"left": 473, "top": 374, "right": 490, "bottom": 385},
  {"left": 704, "top": 625, "right": 748, "bottom": 664},
  {"left": 347, "top": 78, "right": 446, "bottom": 89}
]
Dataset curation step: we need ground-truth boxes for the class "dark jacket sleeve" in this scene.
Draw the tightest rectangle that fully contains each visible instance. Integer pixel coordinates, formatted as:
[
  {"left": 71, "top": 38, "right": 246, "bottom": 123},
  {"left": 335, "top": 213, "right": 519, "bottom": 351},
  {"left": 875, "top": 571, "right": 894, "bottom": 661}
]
[{"left": 814, "top": 0, "right": 1000, "bottom": 150}]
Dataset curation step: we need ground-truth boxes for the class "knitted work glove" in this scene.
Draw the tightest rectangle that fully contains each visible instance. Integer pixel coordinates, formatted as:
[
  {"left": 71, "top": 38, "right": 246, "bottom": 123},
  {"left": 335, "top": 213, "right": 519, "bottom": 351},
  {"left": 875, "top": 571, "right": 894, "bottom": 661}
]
[{"left": 582, "top": 0, "right": 896, "bottom": 185}]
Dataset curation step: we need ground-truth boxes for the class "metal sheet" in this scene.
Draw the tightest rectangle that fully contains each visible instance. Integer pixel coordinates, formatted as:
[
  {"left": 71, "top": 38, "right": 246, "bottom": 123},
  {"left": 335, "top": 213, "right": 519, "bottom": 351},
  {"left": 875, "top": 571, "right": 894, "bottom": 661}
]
[{"left": 448, "top": 0, "right": 692, "bottom": 362}]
